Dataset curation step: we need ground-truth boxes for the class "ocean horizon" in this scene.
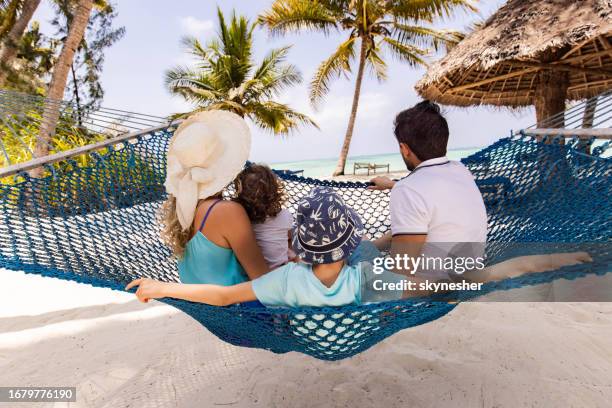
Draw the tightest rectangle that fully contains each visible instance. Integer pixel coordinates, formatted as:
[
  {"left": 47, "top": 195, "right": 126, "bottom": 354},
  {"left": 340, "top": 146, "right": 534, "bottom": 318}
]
[{"left": 268, "top": 147, "right": 481, "bottom": 178}]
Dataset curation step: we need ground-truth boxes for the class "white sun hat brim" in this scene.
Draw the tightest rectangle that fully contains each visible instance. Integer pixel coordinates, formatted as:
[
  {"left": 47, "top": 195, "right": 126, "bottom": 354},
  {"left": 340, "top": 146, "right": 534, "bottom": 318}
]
[{"left": 164, "top": 110, "right": 251, "bottom": 230}]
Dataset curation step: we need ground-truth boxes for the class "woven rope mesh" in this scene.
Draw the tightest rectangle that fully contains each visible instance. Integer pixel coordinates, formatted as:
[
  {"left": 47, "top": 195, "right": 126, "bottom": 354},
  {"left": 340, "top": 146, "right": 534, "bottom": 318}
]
[{"left": 0, "top": 129, "right": 610, "bottom": 360}]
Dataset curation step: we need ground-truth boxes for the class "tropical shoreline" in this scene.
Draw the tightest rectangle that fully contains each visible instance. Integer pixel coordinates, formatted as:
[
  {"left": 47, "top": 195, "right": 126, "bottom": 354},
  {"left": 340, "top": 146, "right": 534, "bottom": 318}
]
[{"left": 269, "top": 148, "right": 479, "bottom": 179}]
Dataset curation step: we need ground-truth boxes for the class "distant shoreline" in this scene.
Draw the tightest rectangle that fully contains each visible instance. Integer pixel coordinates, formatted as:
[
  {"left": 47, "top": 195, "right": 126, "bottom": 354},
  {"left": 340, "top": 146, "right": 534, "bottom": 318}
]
[
  {"left": 268, "top": 147, "right": 481, "bottom": 178},
  {"left": 268, "top": 146, "right": 482, "bottom": 165}
]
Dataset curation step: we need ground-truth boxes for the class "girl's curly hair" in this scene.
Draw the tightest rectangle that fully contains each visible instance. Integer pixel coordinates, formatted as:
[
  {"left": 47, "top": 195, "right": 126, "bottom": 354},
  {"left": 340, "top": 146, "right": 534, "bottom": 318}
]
[{"left": 233, "top": 164, "right": 285, "bottom": 224}]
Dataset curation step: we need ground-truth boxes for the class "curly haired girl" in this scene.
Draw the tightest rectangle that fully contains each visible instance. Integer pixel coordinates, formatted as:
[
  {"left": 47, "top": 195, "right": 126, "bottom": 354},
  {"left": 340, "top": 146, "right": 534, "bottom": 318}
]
[{"left": 234, "top": 164, "right": 294, "bottom": 268}]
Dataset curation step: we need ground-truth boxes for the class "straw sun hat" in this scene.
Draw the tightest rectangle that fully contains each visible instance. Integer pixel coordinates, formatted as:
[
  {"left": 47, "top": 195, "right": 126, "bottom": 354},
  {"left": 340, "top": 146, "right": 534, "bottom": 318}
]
[{"left": 164, "top": 110, "right": 251, "bottom": 230}]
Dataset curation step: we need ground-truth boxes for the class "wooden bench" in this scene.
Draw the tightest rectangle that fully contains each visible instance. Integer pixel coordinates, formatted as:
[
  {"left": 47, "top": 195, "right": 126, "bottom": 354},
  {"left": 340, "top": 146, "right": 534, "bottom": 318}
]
[{"left": 353, "top": 162, "right": 390, "bottom": 175}]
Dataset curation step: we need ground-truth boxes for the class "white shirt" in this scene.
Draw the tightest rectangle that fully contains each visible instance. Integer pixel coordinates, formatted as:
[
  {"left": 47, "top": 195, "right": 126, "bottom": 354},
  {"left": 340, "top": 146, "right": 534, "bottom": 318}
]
[
  {"left": 390, "top": 156, "right": 487, "bottom": 243},
  {"left": 252, "top": 209, "right": 294, "bottom": 269}
]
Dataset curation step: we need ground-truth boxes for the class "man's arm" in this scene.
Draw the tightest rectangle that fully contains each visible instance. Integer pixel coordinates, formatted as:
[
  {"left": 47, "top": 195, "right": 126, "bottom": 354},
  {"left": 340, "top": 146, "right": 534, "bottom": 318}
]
[
  {"left": 390, "top": 234, "right": 426, "bottom": 275},
  {"left": 368, "top": 176, "right": 396, "bottom": 190},
  {"left": 373, "top": 232, "right": 392, "bottom": 251},
  {"left": 125, "top": 279, "right": 257, "bottom": 306}
]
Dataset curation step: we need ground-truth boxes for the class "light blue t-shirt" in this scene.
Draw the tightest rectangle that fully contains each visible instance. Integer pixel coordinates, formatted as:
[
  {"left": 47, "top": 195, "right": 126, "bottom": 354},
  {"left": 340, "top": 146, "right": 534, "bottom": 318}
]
[{"left": 251, "top": 261, "right": 404, "bottom": 308}]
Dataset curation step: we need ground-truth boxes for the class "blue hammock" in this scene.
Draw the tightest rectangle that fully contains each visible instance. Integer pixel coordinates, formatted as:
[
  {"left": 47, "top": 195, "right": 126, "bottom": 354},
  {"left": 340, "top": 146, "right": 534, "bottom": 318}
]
[{"left": 0, "top": 126, "right": 610, "bottom": 360}]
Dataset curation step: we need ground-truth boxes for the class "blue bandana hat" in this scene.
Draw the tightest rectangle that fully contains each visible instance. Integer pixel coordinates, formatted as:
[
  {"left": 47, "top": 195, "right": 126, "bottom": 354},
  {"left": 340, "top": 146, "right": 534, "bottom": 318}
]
[{"left": 292, "top": 186, "right": 364, "bottom": 264}]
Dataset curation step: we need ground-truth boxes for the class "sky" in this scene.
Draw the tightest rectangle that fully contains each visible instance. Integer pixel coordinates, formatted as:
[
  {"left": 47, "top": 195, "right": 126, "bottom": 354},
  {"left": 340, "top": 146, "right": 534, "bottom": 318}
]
[{"left": 31, "top": 0, "right": 536, "bottom": 163}]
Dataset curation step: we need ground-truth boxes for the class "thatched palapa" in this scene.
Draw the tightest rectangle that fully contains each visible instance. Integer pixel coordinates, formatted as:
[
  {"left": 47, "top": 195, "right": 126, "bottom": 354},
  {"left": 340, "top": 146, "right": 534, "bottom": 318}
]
[{"left": 415, "top": 0, "right": 612, "bottom": 126}]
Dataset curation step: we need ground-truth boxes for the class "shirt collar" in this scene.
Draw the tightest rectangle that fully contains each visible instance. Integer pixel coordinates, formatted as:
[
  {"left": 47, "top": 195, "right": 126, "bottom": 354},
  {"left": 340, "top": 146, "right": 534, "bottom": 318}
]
[{"left": 415, "top": 156, "right": 449, "bottom": 170}]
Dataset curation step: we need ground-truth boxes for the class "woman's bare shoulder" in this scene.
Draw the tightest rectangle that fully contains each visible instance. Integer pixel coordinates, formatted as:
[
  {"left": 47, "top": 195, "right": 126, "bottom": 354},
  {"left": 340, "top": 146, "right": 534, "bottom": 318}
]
[
  {"left": 216, "top": 200, "right": 249, "bottom": 217},
  {"left": 194, "top": 199, "right": 246, "bottom": 226},
  {"left": 215, "top": 201, "right": 253, "bottom": 233}
]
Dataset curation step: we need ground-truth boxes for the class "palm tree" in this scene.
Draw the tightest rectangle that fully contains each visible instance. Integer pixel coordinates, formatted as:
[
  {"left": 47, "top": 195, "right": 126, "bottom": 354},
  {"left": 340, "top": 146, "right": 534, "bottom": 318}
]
[
  {"left": 0, "top": 0, "right": 42, "bottom": 86},
  {"left": 260, "top": 0, "right": 476, "bottom": 175},
  {"left": 35, "top": 0, "right": 94, "bottom": 165},
  {"left": 165, "top": 8, "right": 316, "bottom": 135}
]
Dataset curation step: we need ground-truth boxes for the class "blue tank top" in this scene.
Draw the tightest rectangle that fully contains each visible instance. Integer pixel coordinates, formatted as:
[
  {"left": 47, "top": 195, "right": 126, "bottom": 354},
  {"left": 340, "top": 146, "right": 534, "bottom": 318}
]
[{"left": 178, "top": 200, "right": 248, "bottom": 285}]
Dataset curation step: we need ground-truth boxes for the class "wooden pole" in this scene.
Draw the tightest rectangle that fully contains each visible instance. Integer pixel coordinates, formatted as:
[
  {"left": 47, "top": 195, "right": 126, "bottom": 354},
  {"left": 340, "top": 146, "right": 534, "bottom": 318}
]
[{"left": 534, "top": 69, "right": 569, "bottom": 130}]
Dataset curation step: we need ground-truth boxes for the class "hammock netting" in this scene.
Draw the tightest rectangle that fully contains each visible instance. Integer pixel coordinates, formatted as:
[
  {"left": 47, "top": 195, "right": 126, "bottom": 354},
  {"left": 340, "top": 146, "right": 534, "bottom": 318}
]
[{"left": 0, "top": 128, "right": 610, "bottom": 361}]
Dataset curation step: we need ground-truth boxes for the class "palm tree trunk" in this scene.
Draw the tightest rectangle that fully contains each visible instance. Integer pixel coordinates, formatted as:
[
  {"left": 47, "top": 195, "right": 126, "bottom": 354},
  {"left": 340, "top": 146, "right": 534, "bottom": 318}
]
[
  {"left": 0, "top": 0, "right": 41, "bottom": 86},
  {"left": 333, "top": 37, "right": 367, "bottom": 176},
  {"left": 34, "top": 0, "right": 93, "bottom": 174}
]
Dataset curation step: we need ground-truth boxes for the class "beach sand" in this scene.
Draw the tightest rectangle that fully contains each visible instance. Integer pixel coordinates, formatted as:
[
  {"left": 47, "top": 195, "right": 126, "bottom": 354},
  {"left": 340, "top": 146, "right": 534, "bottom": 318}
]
[{"left": 1, "top": 272, "right": 612, "bottom": 408}]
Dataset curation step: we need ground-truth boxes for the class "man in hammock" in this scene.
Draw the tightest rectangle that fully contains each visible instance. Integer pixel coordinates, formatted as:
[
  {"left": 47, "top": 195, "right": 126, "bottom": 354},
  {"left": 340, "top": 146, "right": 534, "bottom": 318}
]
[{"left": 368, "top": 101, "right": 488, "bottom": 284}]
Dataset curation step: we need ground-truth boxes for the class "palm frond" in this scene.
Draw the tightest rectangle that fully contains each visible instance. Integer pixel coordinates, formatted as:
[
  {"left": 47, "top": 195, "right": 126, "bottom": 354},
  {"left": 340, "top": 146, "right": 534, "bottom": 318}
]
[
  {"left": 217, "top": 7, "right": 253, "bottom": 64},
  {"left": 382, "top": 37, "right": 428, "bottom": 67},
  {"left": 253, "top": 45, "right": 290, "bottom": 80},
  {"left": 366, "top": 43, "right": 387, "bottom": 81},
  {"left": 180, "top": 36, "right": 209, "bottom": 61},
  {"left": 316, "top": 0, "right": 350, "bottom": 15},
  {"left": 390, "top": 23, "right": 458, "bottom": 51},
  {"left": 248, "top": 101, "right": 318, "bottom": 135},
  {"left": 389, "top": 0, "right": 477, "bottom": 23},
  {"left": 441, "top": 29, "right": 468, "bottom": 52},
  {"left": 251, "top": 64, "right": 302, "bottom": 100},
  {"left": 263, "top": 64, "right": 302, "bottom": 93},
  {"left": 309, "top": 36, "right": 356, "bottom": 106},
  {"left": 258, "top": 0, "right": 339, "bottom": 36},
  {"left": 205, "top": 100, "right": 248, "bottom": 116},
  {"left": 164, "top": 66, "right": 223, "bottom": 103},
  {"left": 250, "top": 46, "right": 302, "bottom": 99},
  {"left": 165, "top": 66, "right": 206, "bottom": 89}
]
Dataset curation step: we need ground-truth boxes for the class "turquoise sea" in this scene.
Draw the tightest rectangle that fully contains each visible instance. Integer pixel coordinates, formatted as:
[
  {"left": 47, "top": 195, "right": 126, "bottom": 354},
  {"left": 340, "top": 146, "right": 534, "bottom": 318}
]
[{"left": 269, "top": 148, "right": 481, "bottom": 178}]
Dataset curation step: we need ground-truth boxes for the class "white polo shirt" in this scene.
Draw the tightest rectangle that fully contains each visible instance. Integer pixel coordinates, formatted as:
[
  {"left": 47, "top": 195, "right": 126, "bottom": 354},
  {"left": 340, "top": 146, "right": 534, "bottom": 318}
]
[{"left": 390, "top": 156, "right": 487, "bottom": 243}]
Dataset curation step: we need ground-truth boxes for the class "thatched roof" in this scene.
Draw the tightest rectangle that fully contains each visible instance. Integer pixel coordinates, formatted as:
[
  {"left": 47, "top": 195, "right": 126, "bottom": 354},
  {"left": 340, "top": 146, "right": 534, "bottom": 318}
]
[{"left": 415, "top": 0, "right": 612, "bottom": 107}]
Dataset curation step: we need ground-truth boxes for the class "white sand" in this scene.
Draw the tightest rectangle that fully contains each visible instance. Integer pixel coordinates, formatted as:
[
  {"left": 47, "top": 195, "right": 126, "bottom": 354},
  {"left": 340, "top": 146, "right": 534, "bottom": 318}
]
[{"left": 1, "top": 270, "right": 612, "bottom": 408}]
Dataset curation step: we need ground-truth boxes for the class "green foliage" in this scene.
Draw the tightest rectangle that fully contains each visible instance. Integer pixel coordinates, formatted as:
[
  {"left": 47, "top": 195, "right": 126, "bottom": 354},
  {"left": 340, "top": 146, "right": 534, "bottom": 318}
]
[
  {"left": 0, "top": 0, "right": 22, "bottom": 39},
  {"left": 1, "top": 112, "right": 163, "bottom": 216},
  {"left": 2, "top": 21, "right": 56, "bottom": 95},
  {"left": 50, "top": 0, "right": 125, "bottom": 111},
  {"left": 259, "top": 0, "right": 477, "bottom": 106},
  {"left": 1, "top": 0, "right": 124, "bottom": 103},
  {"left": 165, "top": 8, "right": 317, "bottom": 135},
  {"left": 0, "top": 109, "right": 106, "bottom": 174}
]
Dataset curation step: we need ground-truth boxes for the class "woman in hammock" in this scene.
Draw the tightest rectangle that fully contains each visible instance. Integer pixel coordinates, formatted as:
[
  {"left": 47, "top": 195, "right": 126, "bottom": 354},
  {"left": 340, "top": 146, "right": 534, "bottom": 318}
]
[{"left": 161, "top": 111, "right": 270, "bottom": 285}]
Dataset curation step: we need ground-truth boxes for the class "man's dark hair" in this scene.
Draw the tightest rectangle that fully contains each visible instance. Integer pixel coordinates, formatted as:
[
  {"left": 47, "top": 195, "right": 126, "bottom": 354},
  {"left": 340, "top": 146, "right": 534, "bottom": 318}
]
[{"left": 394, "top": 100, "right": 449, "bottom": 161}]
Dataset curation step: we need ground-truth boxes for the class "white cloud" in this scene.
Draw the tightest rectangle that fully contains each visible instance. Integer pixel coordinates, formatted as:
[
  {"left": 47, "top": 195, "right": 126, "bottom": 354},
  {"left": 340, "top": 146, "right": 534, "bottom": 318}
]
[{"left": 179, "top": 16, "right": 214, "bottom": 36}]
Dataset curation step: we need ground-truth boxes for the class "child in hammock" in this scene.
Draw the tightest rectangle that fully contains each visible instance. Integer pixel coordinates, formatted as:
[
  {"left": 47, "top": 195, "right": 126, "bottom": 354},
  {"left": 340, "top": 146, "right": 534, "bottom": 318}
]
[
  {"left": 126, "top": 187, "right": 591, "bottom": 307},
  {"left": 233, "top": 164, "right": 294, "bottom": 269}
]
